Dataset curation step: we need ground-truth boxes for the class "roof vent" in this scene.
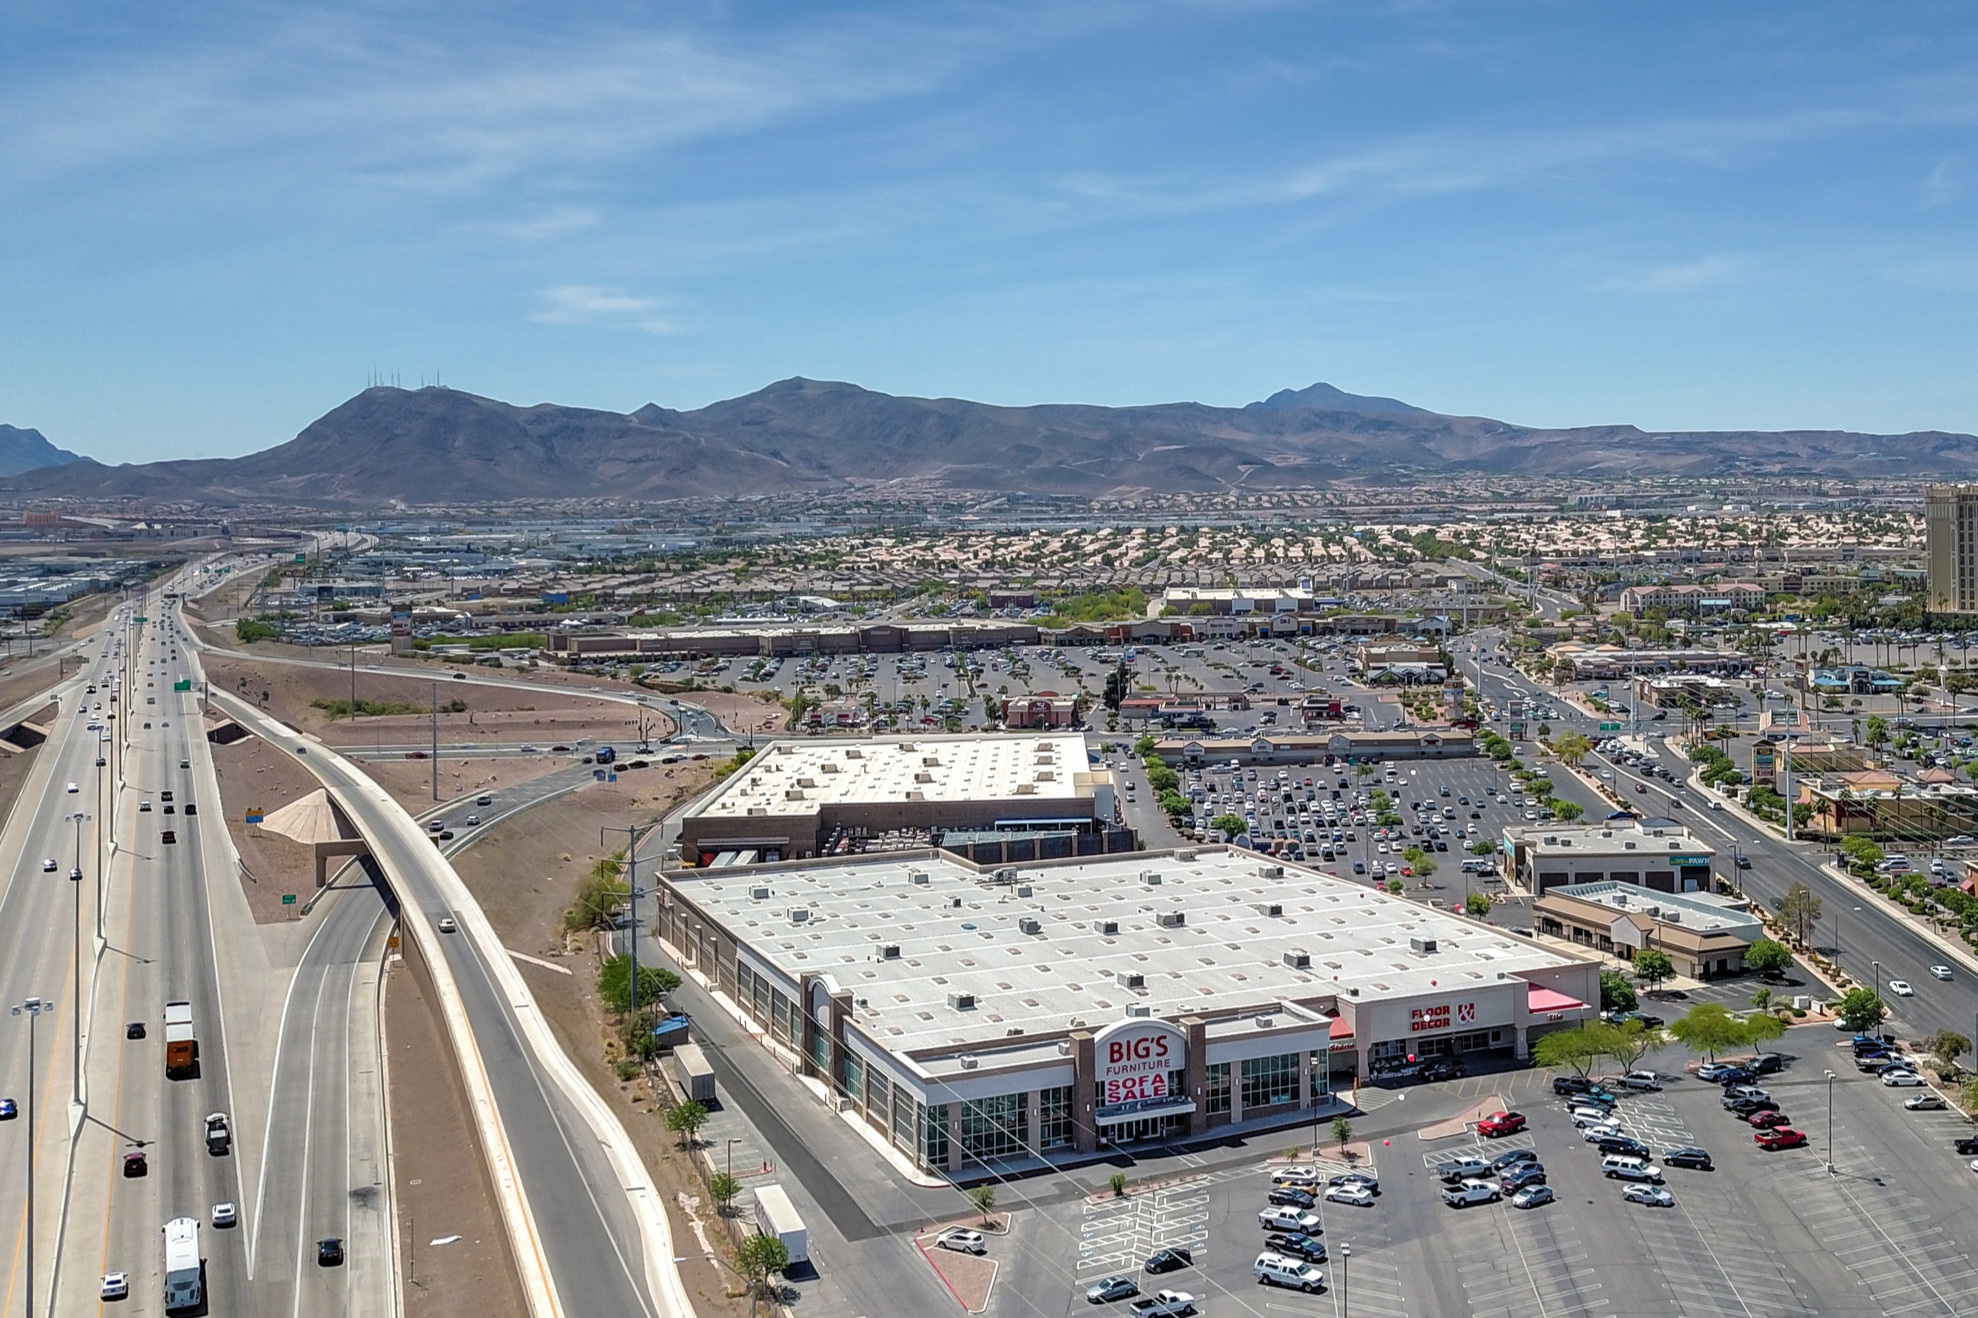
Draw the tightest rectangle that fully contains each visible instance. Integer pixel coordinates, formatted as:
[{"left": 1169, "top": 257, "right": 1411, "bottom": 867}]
[
  {"left": 1259, "top": 864, "right": 1284, "bottom": 879},
  {"left": 1018, "top": 916, "right": 1043, "bottom": 935},
  {"left": 880, "top": 944, "right": 901, "bottom": 960},
  {"left": 1624, "top": 841, "right": 1637, "bottom": 850},
  {"left": 1005, "top": 1026, "right": 1025, "bottom": 1036},
  {"left": 1158, "top": 911, "right": 1186, "bottom": 928},
  {"left": 1098, "top": 919, "right": 1120, "bottom": 936},
  {"left": 947, "top": 992, "right": 977, "bottom": 1011},
  {"left": 1283, "top": 949, "right": 1311, "bottom": 969},
  {"left": 1256, "top": 1014, "right": 1275, "bottom": 1028},
  {"left": 1057, "top": 1040, "right": 1072, "bottom": 1055},
  {"left": 996, "top": 867, "right": 1018, "bottom": 882},
  {"left": 1613, "top": 892, "right": 1628, "bottom": 906},
  {"left": 1254, "top": 902, "right": 1284, "bottom": 917},
  {"left": 784, "top": 788, "right": 807, "bottom": 801},
  {"left": 1016, "top": 885, "right": 1034, "bottom": 898},
  {"left": 1665, "top": 909, "right": 1683, "bottom": 923},
  {"left": 1123, "top": 972, "right": 1145, "bottom": 989},
  {"left": 908, "top": 870, "right": 929, "bottom": 885},
  {"left": 952, "top": 897, "right": 964, "bottom": 909},
  {"left": 1126, "top": 1003, "right": 1153, "bottom": 1018},
  {"left": 790, "top": 908, "right": 811, "bottom": 924},
  {"left": 750, "top": 886, "right": 772, "bottom": 901},
  {"left": 1141, "top": 871, "right": 1163, "bottom": 886},
  {"left": 1409, "top": 936, "right": 1437, "bottom": 954},
  {"left": 958, "top": 1053, "right": 978, "bottom": 1069}
]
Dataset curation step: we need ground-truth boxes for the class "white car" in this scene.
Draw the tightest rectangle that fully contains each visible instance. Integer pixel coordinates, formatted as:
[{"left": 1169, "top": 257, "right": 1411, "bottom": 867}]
[
  {"left": 212, "top": 1202, "right": 238, "bottom": 1227},
  {"left": 1571, "top": 1106, "right": 1617, "bottom": 1127},
  {"left": 1258, "top": 1206, "right": 1323, "bottom": 1233},
  {"left": 101, "top": 1272, "right": 129, "bottom": 1300},
  {"left": 1323, "top": 1182, "right": 1376, "bottom": 1207},
  {"left": 934, "top": 1228, "right": 986, "bottom": 1254},
  {"left": 40, "top": 858, "right": 55, "bottom": 873},
  {"left": 1621, "top": 1184, "right": 1675, "bottom": 1207},
  {"left": 437, "top": 917, "right": 458, "bottom": 933},
  {"left": 1581, "top": 1122, "right": 1625, "bottom": 1142},
  {"left": 1269, "top": 1165, "right": 1321, "bottom": 1187},
  {"left": 1905, "top": 1094, "right": 1947, "bottom": 1110},
  {"left": 1882, "top": 1069, "right": 1925, "bottom": 1087},
  {"left": 1931, "top": 966, "right": 1954, "bottom": 981},
  {"left": 1889, "top": 980, "right": 1915, "bottom": 997}
]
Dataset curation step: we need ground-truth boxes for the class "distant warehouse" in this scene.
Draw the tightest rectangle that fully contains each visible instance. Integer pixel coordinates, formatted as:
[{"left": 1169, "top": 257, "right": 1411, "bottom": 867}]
[
  {"left": 676, "top": 733, "right": 1131, "bottom": 868},
  {"left": 548, "top": 620, "right": 1039, "bottom": 660},
  {"left": 1152, "top": 730, "right": 1474, "bottom": 768}
]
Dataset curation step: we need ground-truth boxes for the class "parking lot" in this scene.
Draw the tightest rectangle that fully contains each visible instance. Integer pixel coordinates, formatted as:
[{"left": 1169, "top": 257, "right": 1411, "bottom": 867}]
[{"left": 984, "top": 1035, "right": 1978, "bottom": 1318}]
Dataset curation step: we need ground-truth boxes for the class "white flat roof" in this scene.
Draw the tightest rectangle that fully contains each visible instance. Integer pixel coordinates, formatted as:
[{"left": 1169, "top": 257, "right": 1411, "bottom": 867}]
[
  {"left": 685, "top": 733, "right": 1097, "bottom": 822},
  {"left": 679, "top": 847, "right": 1587, "bottom": 1057}
]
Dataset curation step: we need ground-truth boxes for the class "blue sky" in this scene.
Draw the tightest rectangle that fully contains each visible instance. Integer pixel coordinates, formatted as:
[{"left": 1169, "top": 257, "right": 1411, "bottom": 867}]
[{"left": 5, "top": 1, "right": 1978, "bottom": 463}]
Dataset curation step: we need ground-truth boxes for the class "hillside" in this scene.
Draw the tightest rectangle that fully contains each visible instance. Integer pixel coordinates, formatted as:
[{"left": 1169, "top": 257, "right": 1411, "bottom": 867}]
[
  {"left": 0, "top": 425, "right": 92, "bottom": 477},
  {"left": 5, "top": 379, "right": 1974, "bottom": 506}
]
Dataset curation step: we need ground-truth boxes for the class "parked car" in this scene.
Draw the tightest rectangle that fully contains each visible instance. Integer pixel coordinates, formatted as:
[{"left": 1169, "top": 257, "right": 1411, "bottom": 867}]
[
  {"left": 1257, "top": 1207, "right": 1323, "bottom": 1233},
  {"left": 1622, "top": 1184, "right": 1676, "bottom": 1208},
  {"left": 1906, "top": 1094, "right": 1948, "bottom": 1111},
  {"left": 1594, "top": 1134, "right": 1653, "bottom": 1159},
  {"left": 1267, "top": 1186, "right": 1317, "bottom": 1209},
  {"left": 1511, "top": 1184, "right": 1554, "bottom": 1209},
  {"left": 1500, "top": 1164, "right": 1548, "bottom": 1193},
  {"left": 1437, "top": 1157, "right": 1494, "bottom": 1184},
  {"left": 1441, "top": 1179, "right": 1501, "bottom": 1208},
  {"left": 1618, "top": 1071, "right": 1664, "bottom": 1091},
  {"left": 1144, "top": 1248, "right": 1194, "bottom": 1275},
  {"left": 1086, "top": 1275, "right": 1140, "bottom": 1304},
  {"left": 1883, "top": 1070, "right": 1926, "bottom": 1087},
  {"left": 1270, "top": 1165, "right": 1321, "bottom": 1187},
  {"left": 1756, "top": 1127, "right": 1810, "bottom": 1151},
  {"left": 935, "top": 1228, "right": 986, "bottom": 1255},
  {"left": 1323, "top": 1182, "right": 1377, "bottom": 1207},
  {"left": 1265, "top": 1233, "right": 1327, "bottom": 1262},
  {"left": 1663, "top": 1147, "right": 1714, "bottom": 1170},
  {"left": 1328, "top": 1170, "right": 1381, "bottom": 1193},
  {"left": 1745, "top": 1110, "right": 1792, "bottom": 1129},
  {"left": 1476, "top": 1111, "right": 1527, "bottom": 1138},
  {"left": 1696, "top": 1062, "right": 1742, "bottom": 1082},
  {"left": 1487, "top": 1149, "right": 1538, "bottom": 1173}
]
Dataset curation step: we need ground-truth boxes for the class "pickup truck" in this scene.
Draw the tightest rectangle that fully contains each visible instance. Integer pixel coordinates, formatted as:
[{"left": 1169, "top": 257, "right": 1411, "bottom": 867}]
[
  {"left": 1128, "top": 1291, "right": 1197, "bottom": 1318},
  {"left": 205, "top": 1112, "right": 231, "bottom": 1156},
  {"left": 1442, "top": 1179, "right": 1501, "bottom": 1208}
]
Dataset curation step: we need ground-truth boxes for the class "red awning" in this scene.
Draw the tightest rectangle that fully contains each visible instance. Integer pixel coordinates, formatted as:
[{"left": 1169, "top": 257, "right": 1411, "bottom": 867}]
[
  {"left": 1329, "top": 1016, "right": 1355, "bottom": 1040},
  {"left": 1528, "top": 986, "right": 1588, "bottom": 1013}
]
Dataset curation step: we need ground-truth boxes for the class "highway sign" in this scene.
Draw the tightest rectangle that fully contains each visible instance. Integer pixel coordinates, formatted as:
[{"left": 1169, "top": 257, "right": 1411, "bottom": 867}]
[
  {"left": 245, "top": 808, "right": 263, "bottom": 823},
  {"left": 281, "top": 894, "right": 296, "bottom": 906},
  {"left": 173, "top": 679, "right": 191, "bottom": 692},
  {"left": 1599, "top": 722, "right": 1621, "bottom": 731}
]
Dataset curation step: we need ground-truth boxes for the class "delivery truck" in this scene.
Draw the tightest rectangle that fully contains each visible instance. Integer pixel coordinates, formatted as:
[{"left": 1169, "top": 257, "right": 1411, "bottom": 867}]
[
  {"left": 670, "top": 1042, "right": 715, "bottom": 1105},
  {"left": 752, "top": 1184, "right": 808, "bottom": 1266},
  {"left": 164, "top": 1002, "right": 197, "bottom": 1079}
]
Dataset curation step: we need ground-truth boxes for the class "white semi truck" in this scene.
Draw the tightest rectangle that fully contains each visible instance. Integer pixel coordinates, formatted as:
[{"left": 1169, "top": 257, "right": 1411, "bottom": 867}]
[{"left": 163, "top": 1216, "right": 204, "bottom": 1312}]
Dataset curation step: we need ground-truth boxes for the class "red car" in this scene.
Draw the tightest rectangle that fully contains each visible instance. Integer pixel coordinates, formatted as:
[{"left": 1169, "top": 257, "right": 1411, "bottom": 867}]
[
  {"left": 1746, "top": 1110, "right": 1791, "bottom": 1129},
  {"left": 1755, "top": 1127, "right": 1808, "bottom": 1150},
  {"left": 1477, "top": 1111, "right": 1527, "bottom": 1138}
]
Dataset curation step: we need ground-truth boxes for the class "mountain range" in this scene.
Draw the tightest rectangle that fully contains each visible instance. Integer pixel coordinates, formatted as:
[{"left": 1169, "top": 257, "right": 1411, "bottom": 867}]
[
  {"left": 0, "top": 425, "right": 90, "bottom": 477},
  {"left": 5, "top": 379, "right": 1976, "bottom": 506}
]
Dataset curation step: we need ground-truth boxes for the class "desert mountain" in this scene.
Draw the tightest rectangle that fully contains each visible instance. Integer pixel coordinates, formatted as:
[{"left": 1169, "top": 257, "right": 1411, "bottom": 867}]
[
  {"left": 0, "top": 425, "right": 91, "bottom": 477},
  {"left": 6, "top": 378, "right": 1975, "bottom": 506}
]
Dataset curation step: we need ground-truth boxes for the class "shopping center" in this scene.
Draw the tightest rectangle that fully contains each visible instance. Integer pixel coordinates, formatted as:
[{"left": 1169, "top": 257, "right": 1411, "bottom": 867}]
[{"left": 653, "top": 845, "right": 1600, "bottom": 1177}]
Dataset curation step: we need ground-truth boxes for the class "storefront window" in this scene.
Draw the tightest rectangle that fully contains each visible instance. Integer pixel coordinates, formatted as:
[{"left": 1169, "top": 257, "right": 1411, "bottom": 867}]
[
  {"left": 1039, "top": 1086, "right": 1072, "bottom": 1149},
  {"left": 891, "top": 1088, "right": 916, "bottom": 1152},
  {"left": 921, "top": 1101, "right": 949, "bottom": 1168},
  {"left": 843, "top": 1051, "right": 864, "bottom": 1105},
  {"left": 1205, "top": 1063, "right": 1232, "bottom": 1115},
  {"left": 1306, "top": 1052, "right": 1330, "bottom": 1099},
  {"left": 1241, "top": 1052, "right": 1299, "bottom": 1109},
  {"left": 866, "top": 1067, "right": 889, "bottom": 1124},
  {"left": 959, "top": 1093, "right": 1029, "bottom": 1162},
  {"left": 808, "top": 1021, "right": 831, "bottom": 1071},
  {"left": 771, "top": 991, "right": 796, "bottom": 1045}
]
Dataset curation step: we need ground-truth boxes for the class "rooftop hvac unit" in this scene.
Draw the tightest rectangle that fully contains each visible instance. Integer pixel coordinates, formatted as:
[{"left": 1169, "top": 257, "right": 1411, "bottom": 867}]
[
  {"left": 1158, "top": 911, "right": 1186, "bottom": 928},
  {"left": 1255, "top": 1014, "right": 1276, "bottom": 1028},
  {"left": 1409, "top": 936, "right": 1437, "bottom": 954},
  {"left": 1613, "top": 892, "right": 1628, "bottom": 905},
  {"left": 1018, "top": 916, "right": 1043, "bottom": 934},
  {"left": 1123, "top": 972, "right": 1145, "bottom": 989},
  {"left": 1098, "top": 920, "right": 1119, "bottom": 935},
  {"left": 880, "top": 944, "right": 901, "bottom": 960},
  {"left": 1126, "top": 1003, "right": 1152, "bottom": 1018},
  {"left": 1665, "top": 910, "right": 1683, "bottom": 923},
  {"left": 948, "top": 992, "right": 977, "bottom": 1011},
  {"left": 1016, "top": 885, "right": 1034, "bottom": 898},
  {"left": 958, "top": 1054, "right": 978, "bottom": 1068},
  {"left": 1624, "top": 841, "right": 1638, "bottom": 850},
  {"left": 750, "top": 886, "right": 772, "bottom": 901},
  {"left": 1255, "top": 902, "right": 1284, "bottom": 917},
  {"left": 996, "top": 867, "right": 1018, "bottom": 882},
  {"left": 951, "top": 897, "right": 964, "bottom": 909},
  {"left": 790, "top": 908, "right": 811, "bottom": 924},
  {"left": 1005, "top": 1026, "right": 1025, "bottom": 1037},
  {"left": 1258, "top": 864, "right": 1284, "bottom": 879},
  {"left": 1141, "top": 871, "right": 1164, "bottom": 886},
  {"left": 1283, "top": 949, "right": 1311, "bottom": 969},
  {"left": 1057, "top": 1040, "right": 1072, "bottom": 1055},
  {"left": 908, "top": 870, "right": 929, "bottom": 885}
]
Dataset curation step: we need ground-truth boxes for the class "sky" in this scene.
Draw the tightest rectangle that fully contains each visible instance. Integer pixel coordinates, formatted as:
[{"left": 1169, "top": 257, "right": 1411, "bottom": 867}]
[{"left": 5, "top": 1, "right": 1978, "bottom": 464}]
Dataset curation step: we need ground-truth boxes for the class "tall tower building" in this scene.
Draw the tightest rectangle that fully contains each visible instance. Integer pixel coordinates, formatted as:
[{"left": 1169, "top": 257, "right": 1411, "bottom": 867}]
[{"left": 1926, "top": 484, "right": 1978, "bottom": 616}]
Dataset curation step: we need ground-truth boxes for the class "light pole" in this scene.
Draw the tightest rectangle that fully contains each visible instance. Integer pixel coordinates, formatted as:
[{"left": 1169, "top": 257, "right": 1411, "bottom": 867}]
[
  {"left": 1825, "top": 1069, "right": 1836, "bottom": 1175},
  {"left": 1339, "top": 1242, "right": 1350, "bottom": 1317},
  {"left": 602, "top": 823, "right": 657, "bottom": 1017},
  {"left": 12, "top": 996, "right": 52, "bottom": 1318},
  {"left": 67, "top": 811, "right": 89, "bottom": 1102},
  {"left": 1872, "top": 959, "right": 1883, "bottom": 1000},
  {"left": 726, "top": 1136, "right": 742, "bottom": 1184}
]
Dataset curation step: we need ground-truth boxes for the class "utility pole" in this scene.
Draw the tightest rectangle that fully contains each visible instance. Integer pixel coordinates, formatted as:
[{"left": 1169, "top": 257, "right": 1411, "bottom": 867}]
[
  {"left": 430, "top": 682, "right": 439, "bottom": 802},
  {"left": 602, "top": 823, "right": 656, "bottom": 1016},
  {"left": 12, "top": 997, "right": 50, "bottom": 1318},
  {"left": 68, "top": 811, "right": 88, "bottom": 1102}
]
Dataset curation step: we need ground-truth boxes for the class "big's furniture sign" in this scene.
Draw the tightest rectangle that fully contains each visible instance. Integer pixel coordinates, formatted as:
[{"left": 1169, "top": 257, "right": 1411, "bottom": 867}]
[{"left": 1094, "top": 1018, "right": 1188, "bottom": 1106}]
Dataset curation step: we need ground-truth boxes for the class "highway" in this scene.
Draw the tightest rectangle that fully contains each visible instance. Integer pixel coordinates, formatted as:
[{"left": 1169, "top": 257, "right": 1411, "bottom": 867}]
[
  {"left": 204, "top": 685, "right": 669, "bottom": 1318},
  {"left": 1464, "top": 632, "right": 1978, "bottom": 1045}
]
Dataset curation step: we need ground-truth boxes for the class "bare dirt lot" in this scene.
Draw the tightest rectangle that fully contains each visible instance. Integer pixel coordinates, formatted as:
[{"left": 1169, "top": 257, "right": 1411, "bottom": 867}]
[
  {"left": 385, "top": 951, "right": 525, "bottom": 1318},
  {"left": 448, "top": 770, "right": 752, "bottom": 1318}
]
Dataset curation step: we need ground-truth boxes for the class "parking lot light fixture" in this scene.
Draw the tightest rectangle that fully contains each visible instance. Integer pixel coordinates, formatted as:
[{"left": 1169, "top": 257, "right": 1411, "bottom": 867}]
[{"left": 1825, "top": 1070, "right": 1836, "bottom": 1175}]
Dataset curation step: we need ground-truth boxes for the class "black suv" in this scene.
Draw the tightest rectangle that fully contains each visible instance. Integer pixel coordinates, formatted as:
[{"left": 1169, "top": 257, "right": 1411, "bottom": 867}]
[
  {"left": 1553, "top": 1076, "right": 1596, "bottom": 1097},
  {"left": 1956, "top": 1135, "right": 1978, "bottom": 1156},
  {"left": 1595, "top": 1135, "right": 1652, "bottom": 1158},
  {"left": 1723, "top": 1096, "right": 1779, "bottom": 1115},
  {"left": 1489, "top": 1148, "right": 1540, "bottom": 1173},
  {"left": 1663, "top": 1147, "right": 1714, "bottom": 1170},
  {"left": 1268, "top": 1187, "right": 1317, "bottom": 1210},
  {"left": 1749, "top": 1053, "right": 1785, "bottom": 1076}
]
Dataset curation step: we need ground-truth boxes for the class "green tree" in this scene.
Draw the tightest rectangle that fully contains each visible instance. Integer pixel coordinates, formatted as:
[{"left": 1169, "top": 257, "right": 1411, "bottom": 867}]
[
  {"left": 1599, "top": 970, "right": 1638, "bottom": 1014},
  {"left": 1464, "top": 892, "right": 1492, "bottom": 917},
  {"left": 1929, "top": 1030, "right": 1973, "bottom": 1075},
  {"left": 1837, "top": 987, "right": 1887, "bottom": 1033},
  {"left": 1742, "top": 1012, "right": 1787, "bottom": 1048},
  {"left": 1532, "top": 1025, "right": 1605, "bottom": 1077},
  {"left": 598, "top": 955, "right": 682, "bottom": 1015},
  {"left": 1552, "top": 800, "right": 1586, "bottom": 822},
  {"left": 1331, "top": 1117, "right": 1355, "bottom": 1159},
  {"left": 1596, "top": 1019, "right": 1665, "bottom": 1072},
  {"left": 737, "top": 1234, "right": 792, "bottom": 1310},
  {"left": 1631, "top": 949, "right": 1676, "bottom": 991},
  {"left": 1866, "top": 715, "right": 1889, "bottom": 746},
  {"left": 665, "top": 1099, "right": 709, "bottom": 1149},
  {"left": 1384, "top": 878, "right": 1404, "bottom": 894},
  {"left": 967, "top": 1184, "right": 998, "bottom": 1223},
  {"left": 1668, "top": 1003, "right": 1743, "bottom": 1061},
  {"left": 1778, "top": 882, "right": 1824, "bottom": 948},
  {"left": 562, "top": 854, "right": 631, "bottom": 933},
  {"left": 709, "top": 1171, "right": 740, "bottom": 1215},
  {"left": 1211, "top": 813, "right": 1248, "bottom": 838},
  {"left": 1552, "top": 731, "right": 1593, "bottom": 766},
  {"left": 1750, "top": 987, "right": 1772, "bottom": 1013},
  {"left": 1744, "top": 938, "right": 1792, "bottom": 979}
]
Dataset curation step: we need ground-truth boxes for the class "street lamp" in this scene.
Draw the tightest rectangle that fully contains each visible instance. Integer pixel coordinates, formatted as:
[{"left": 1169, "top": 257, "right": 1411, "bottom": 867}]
[
  {"left": 12, "top": 996, "right": 52, "bottom": 1318},
  {"left": 726, "top": 1136, "right": 743, "bottom": 1184},
  {"left": 1825, "top": 1069, "right": 1836, "bottom": 1175},
  {"left": 1872, "top": 959, "right": 1883, "bottom": 997},
  {"left": 1339, "top": 1242, "right": 1350, "bottom": 1317}
]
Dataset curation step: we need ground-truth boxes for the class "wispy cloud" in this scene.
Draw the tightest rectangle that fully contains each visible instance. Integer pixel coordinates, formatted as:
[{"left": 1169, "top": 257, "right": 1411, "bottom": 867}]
[
  {"left": 1626, "top": 254, "right": 1746, "bottom": 292},
  {"left": 531, "top": 285, "right": 680, "bottom": 334}
]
